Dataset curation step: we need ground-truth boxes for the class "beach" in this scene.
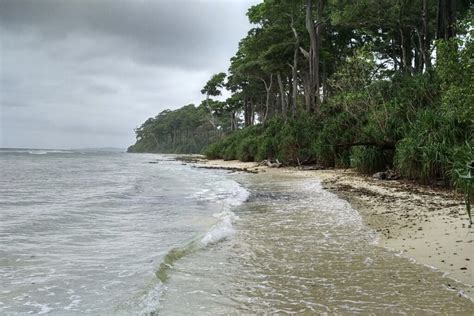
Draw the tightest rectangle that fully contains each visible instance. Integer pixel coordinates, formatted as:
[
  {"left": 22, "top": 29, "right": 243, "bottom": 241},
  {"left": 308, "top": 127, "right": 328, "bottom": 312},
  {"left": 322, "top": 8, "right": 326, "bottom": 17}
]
[
  {"left": 2, "top": 150, "right": 473, "bottom": 314},
  {"left": 191, "top": 157, "right": 474, "bottom": 297}
]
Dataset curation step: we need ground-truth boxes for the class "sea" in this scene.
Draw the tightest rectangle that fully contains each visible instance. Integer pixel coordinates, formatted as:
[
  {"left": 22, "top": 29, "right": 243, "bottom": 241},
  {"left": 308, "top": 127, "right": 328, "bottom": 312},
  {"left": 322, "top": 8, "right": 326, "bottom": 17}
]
[{"left": 0, "top": 149, "right": 472, "bottom": 314}]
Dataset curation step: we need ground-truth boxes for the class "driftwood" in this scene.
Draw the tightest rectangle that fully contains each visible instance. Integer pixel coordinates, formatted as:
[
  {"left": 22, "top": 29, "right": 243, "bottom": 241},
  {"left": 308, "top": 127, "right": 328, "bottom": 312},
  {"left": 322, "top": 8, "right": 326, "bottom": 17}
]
[
  {"left": 194, "top": 165, "right": 258, "bottom": 174},
  {"left": 372, "top": 169, "right": 400, "bottom": 180},
  {"left": 258, "top": 159, "right": 282, "bottom": 168},
  {"left": 175, "top": 155, "right": 207, "bottom": 164},
  {"left": 298, "top": 164, "right": 325, "bottom": 171}
]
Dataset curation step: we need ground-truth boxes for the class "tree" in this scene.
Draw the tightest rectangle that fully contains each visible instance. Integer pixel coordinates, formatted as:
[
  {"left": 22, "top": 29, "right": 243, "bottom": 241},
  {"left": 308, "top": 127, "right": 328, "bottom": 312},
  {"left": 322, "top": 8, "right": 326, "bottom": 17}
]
[{"left": 201, "top": 72, "right": 227, "bottom": 131}]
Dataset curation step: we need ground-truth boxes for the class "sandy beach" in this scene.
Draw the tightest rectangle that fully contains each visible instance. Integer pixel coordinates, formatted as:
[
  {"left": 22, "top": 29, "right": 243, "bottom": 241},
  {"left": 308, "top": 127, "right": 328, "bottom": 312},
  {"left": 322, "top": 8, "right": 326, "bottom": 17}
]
[{"left": 185, "top": 157, "right": 474, "bottom": 297}]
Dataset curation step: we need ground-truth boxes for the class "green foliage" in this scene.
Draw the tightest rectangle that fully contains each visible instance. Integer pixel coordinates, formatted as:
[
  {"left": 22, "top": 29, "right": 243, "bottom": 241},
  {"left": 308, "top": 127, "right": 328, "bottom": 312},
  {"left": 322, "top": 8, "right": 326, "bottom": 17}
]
[
  {"left": 394, "top": 108, "right": 469, "bottom": 185},
  {"left": 449, "top": 142, "right": 474, "bottom": 189},
  {"left": 255, "top": 119, "right": 284, "bottom": 161},
  {"left": 131, "top": 0, "right": 473, "bottom": 192},
  {"left": 201, "top": 72, "right": 227, "bottom": 97},
  {"left": 351, "top": 146, "right": 393, "bottom": 174},
  {"left": 128, "top": 104, "right": 221, "bottom": 154},
  {"left": 437, "top": 38, "right": 473, "bottom": 129},
  {"left": 237, "top": 137, "right": 259, "bottom": 162},
  {"left": 204, "top": 118, "right": 321, "bottom": 164},
  {"left": 203, "top": 125, "right": 264, "bottom": 161},
  {"left": 392, "top": 36, "right": 473, "bottom": 185}
]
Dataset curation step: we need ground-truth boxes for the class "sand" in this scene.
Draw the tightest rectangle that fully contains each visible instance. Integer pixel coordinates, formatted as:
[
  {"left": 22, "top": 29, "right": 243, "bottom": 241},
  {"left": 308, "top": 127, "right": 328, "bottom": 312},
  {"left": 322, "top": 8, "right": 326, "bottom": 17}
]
[{"left": 181, "top": 156, "right": 473, "bottom": 296}]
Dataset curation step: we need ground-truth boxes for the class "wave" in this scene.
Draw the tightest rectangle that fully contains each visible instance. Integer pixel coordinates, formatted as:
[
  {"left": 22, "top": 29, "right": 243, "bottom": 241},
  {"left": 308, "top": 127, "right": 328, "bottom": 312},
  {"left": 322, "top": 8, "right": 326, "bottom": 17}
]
[
  {"left": 0, "top": 149, "right": 74, "bottom": 155},
  {"left": 201, "top": 210, "right": 238, "bottom": 245},
  {"left": 124, "top": 209, "right": 244, "bottom": 315},
  {"left": 136, "top": 177, "right": 249, "bottom": 314},
  {"left": 192, "top": 180, "right": 250, "bottom": 211},
  {"left": 154, "top": 180, "right": 248, "bottom": 283},
  {"left": 29, "top": 150, "right": 74, "bottom": 155},
  {"left": 155, "top": 209, "right": 239, "bottom": 284}
]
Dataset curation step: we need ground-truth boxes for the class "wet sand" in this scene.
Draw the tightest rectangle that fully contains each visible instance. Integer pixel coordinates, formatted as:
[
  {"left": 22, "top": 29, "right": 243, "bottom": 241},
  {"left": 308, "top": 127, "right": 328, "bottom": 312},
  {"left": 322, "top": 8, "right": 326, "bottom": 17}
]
[{"left": 186, "top": 157, "right": 473, "bottom": 296}]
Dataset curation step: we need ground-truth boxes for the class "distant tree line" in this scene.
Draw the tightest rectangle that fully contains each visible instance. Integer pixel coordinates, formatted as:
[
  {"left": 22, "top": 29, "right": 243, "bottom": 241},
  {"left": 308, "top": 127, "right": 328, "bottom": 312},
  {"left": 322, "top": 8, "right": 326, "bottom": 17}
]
[{"left": 130, "top": 0, "right": 472, "bottom": 187}]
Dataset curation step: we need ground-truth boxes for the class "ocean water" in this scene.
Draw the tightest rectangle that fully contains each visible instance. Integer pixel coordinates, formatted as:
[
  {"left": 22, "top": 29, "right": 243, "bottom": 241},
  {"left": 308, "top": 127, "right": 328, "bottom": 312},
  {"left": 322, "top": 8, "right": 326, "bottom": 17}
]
[
  {"left": 0, "top": 150, "right": 473, "bottom": 314},
  {"left": 0, "top": 150, "right": 247, "bottom": 314}
]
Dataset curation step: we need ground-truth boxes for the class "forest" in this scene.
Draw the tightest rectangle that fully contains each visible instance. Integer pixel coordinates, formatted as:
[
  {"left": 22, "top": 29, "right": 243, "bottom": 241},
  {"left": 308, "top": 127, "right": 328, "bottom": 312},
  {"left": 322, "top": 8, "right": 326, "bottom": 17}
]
[{"left": 128, "top": 0, "right": 473, "bottom": 187}]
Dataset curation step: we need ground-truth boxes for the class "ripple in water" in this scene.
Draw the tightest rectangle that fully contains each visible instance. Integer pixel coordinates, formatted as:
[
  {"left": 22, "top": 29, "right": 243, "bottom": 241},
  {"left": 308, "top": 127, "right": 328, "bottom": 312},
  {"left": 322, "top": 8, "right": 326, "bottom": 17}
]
[
  {"left": 0, "top": 151, "right": 249, "bottom": 314},
  {"left": 159, "top": 174, "right": 474, "bottom": 315}
]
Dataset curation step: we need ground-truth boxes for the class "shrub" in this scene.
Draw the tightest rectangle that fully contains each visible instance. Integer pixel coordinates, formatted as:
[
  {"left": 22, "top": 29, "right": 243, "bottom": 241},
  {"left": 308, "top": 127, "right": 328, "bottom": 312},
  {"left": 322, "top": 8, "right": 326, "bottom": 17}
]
[
  {"left": 203, "top": 142, "right": 223, "bottom": 159},
  {"left": 312, "top": 111, "right": 354, "bottom": 168},
  {"left": 448, "top": 141, "right": 474, "bottom": 189},
  {"left": 394, "top": 109, "right": 457, "bottom": 184},
  {"left": 351, "top": 146, "right": 393, "bottom": 174},
  {"left": 237, "top": 136, "right": 258, "bottom": 162}
]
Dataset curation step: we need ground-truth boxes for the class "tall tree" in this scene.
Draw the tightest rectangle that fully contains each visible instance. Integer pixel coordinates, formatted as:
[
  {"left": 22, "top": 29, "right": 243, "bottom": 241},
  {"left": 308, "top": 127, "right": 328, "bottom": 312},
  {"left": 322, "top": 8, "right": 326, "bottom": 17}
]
[
  {"left": 302, "top": 0, "right": 325, "bottom": 113},
  {"left": 201, "top": 72, "right": 227, "bottom": 130}
]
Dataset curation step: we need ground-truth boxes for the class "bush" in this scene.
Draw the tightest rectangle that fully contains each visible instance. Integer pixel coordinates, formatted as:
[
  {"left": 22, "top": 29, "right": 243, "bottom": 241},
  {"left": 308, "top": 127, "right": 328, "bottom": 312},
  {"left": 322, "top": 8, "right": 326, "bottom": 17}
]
[
  {"left": 203, "top": 142, "right": 223, "bottom": 159},
  {"left": 255, "top": 119, "right": 283, "bottom": 161},
  {"left": 448, "top": 141, "right": 474, "bottom": 189},
  {"left": 237, "top": 136, "right": 259, "bottom": 162},
  {"left": 312, "top": 111, "right": 354, "bottom": 168},
  {"left": 394, "top": 109, "right": 458, "bottom": 184},
  {"left": 351, "top": 146, "right": 393, "bottom": 174}
]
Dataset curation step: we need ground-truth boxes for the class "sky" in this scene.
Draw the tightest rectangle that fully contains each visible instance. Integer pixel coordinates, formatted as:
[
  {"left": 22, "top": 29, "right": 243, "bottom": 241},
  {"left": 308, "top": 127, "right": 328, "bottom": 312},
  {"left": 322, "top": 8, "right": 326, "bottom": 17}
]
[{"left": 0, "top": 0, "right": 260, "bottom": 149}]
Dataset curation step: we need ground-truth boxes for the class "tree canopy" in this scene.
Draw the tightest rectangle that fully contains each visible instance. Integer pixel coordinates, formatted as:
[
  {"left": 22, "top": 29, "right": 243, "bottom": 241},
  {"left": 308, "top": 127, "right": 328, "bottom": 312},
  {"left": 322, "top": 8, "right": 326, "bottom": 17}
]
[{"left": 129, "top": 0, "right": 472, "bottom": 187}]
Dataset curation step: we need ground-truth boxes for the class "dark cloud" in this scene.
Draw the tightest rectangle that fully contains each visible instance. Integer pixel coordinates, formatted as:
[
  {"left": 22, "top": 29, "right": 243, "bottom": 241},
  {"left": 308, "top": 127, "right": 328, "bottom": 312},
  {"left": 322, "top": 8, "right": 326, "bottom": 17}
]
[
  {"left": 0, "top": 0, "right": 260, "bottom": 149},
  {"left": 0, "top": 0, "right": 252, "bottom": 69}
]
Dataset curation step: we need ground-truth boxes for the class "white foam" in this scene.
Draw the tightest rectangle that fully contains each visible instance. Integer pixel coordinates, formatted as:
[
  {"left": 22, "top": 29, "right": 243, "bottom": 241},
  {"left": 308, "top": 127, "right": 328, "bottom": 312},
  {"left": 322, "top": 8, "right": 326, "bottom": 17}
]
[
  {"left": 28, "top": 150, "right": 48, "bottom": 155},
  {"left": 225, "top": 185, "right": 250, "bottom": 208},
  {"left": 193, "top": 179, "right": 249, "bottom": 212},
  {"left": 63, "top": 299, "right": 81, "bottom": 311},
  {"left": 363, "top": 257, "right": 374, "bottom": 266},
  {"left": 136, "top": 284, "right": 164, "bottom": 316},
  {"left": 23, "top": 301, "right": 53, "bottom": 314},
  {"left": 201, "top": 211, "right": 239, "bottom": 245},
  {"left": 27, "top": 150, "right": 73, "bottom": 155},
  {"left": 199, "top": 179, "right": 248, "bottom": 246}
]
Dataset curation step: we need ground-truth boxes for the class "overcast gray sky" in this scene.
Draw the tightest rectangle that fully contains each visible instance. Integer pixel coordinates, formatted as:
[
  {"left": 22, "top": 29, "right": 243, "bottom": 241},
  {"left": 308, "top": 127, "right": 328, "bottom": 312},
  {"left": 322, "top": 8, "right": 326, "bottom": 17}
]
[{"left": 0, "top": 0, "right": 259, "bottom": 149}]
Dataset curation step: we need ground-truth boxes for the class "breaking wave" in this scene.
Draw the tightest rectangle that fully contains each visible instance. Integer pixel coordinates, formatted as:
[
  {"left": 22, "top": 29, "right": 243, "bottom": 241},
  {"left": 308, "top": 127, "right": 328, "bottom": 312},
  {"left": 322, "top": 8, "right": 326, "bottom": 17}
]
[{"left": 138, "top": 178, "right": 249, "bottom": 314}]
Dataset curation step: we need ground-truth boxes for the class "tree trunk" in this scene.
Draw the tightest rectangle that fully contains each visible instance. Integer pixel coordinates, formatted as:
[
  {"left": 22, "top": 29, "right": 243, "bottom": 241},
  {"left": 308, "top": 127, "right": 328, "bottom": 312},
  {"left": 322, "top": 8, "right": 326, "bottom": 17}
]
[
  {"left": 291, "top": 56, "right": 298, "bottom": 118},
  {"left": 321, "top": 60, "right": 327, "bottom": 101},
  {"left": 290, "top": 15, "right": 299, "bottom": 118},
  {"left": 205, "top": 94, "right": 217, "bottom": 130},
  {"left": 304, "top": 0, "right": 323, "bottom": 114},
  {"left": 260, "top": 74, "right": 273, "bottom": 125},
  {"left": 244, "top": 98, "right": 251, "bottom": 127},
  {"left": 413, "top": 37, "right": 421, "bottom": 72},
  {"left": 398, "top": 1, "right": 413, "bottom": 74},
  {"left": 302, "top": 72, "right": 311, "bottom": 113},
  {"left": 437, "top": 0, "right": 456, "bottom": 40},
  {"left": 172, "top": 131, "right": 176, "bottom": 150},
  {"left": 314, "top": 0, "right": 324, "bottom": 113},
  {"left": 400, "top": 28, "right": 413, "bottom": 74},
  {"left": 249, "top": 98, "right": 255, "bottom": 125},
  {"left": 277, "top": 73, "right": 287, "bottom": 120},
  {"left": 149, "top": 133, "right": 160, "bottom": 152},
  {"left": 422, "top": 0, "right": 431, "bottom": 69},
  {"left": 229, "top": 112, "right": 234, "bottom": 131}
]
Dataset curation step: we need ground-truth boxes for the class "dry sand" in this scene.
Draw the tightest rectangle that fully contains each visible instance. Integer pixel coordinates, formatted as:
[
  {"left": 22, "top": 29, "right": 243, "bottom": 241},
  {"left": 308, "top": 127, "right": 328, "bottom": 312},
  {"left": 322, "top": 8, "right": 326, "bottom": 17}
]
[{"left": 181, "top": 157, "right": 474, "bottom": 296}]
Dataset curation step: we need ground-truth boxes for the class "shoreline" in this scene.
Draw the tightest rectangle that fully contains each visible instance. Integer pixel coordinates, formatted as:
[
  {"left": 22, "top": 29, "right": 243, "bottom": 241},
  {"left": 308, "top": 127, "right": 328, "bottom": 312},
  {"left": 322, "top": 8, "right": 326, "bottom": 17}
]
[{"left": 182, "top": 156, "right": 473, "bottom": 295}]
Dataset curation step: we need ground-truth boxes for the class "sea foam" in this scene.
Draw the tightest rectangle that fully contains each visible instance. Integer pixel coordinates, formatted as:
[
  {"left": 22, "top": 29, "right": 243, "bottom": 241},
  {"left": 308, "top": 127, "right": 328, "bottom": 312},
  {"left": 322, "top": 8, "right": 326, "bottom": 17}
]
[
  {"left": 199, "top": 180, "right": 249, "bottom": 245},
  {"left": 201, "top": 210, "right": 239, "bottom": 245}
]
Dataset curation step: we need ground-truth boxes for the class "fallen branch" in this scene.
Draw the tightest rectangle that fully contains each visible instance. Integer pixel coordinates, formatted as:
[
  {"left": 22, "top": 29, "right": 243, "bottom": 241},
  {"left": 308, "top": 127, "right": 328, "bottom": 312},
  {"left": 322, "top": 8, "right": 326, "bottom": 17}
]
[
  {"left": 194, "top": 165, "right": 258, "bottom": 174},
  {"left": 258, "top": 159, "right": 282, "bottom": 168}
]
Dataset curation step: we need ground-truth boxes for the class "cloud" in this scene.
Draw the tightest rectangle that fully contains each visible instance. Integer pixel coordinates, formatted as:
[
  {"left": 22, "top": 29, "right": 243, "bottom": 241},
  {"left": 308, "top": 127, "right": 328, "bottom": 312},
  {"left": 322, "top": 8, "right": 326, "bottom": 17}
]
[
  {"left": 0, "top": 0, "right": 254, "bottom": 70},
  {"left": 0, "top": 0, "right": 260, "bottom": 149}
]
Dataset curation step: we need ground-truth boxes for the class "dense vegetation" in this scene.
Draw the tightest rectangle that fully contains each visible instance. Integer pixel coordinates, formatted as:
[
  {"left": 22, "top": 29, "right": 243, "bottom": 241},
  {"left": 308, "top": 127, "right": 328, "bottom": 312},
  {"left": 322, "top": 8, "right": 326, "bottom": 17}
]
[{"left": 130, "top": 0, "right": 472, "bottom": 187}]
